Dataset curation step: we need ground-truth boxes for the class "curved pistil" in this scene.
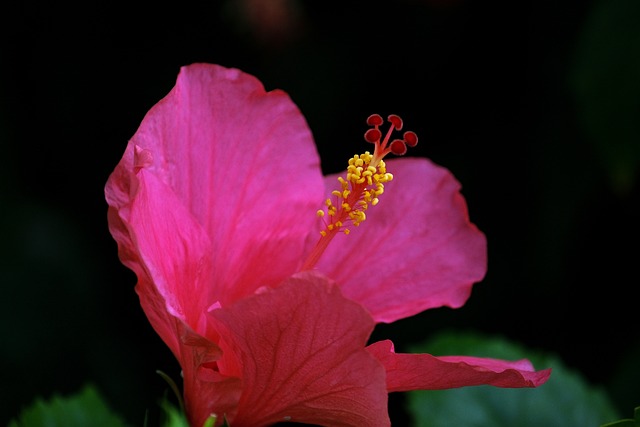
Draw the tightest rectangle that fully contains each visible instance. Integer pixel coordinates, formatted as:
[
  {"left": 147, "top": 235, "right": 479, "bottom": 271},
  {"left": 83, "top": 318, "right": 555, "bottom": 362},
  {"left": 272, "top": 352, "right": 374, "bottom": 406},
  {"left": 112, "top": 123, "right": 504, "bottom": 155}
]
[{"left": 301, "top": 114, "right": 418, "bottom": 271}]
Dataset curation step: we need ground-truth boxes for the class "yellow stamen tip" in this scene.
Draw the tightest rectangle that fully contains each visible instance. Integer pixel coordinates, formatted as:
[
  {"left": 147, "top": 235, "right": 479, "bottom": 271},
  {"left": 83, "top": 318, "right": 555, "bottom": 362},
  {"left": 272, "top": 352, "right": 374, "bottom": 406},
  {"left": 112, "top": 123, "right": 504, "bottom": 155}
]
[{"left": 303, "top": 114, "right": 417, "bottom": 272}]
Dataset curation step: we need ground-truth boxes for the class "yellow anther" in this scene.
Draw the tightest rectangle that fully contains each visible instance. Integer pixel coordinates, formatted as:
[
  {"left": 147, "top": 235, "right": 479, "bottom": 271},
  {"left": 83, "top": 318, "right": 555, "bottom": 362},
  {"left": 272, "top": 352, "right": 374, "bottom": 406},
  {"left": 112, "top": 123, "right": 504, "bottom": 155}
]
[
  {"left": 313, "top": 125, "right": 407, "bottom": 237},
  {"left": 304, "top": 114, "right": 418, "bottom": 271},
  {"left": 349, "top": 210, "right": 366, "bottom": 225}
]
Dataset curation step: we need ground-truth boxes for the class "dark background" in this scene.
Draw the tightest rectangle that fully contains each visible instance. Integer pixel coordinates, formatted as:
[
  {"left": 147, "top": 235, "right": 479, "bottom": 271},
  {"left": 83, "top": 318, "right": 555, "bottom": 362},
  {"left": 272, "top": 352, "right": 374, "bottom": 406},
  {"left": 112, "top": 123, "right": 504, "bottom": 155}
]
[{"left": 1, "top": 0, "right": 639, "bottom": 425}]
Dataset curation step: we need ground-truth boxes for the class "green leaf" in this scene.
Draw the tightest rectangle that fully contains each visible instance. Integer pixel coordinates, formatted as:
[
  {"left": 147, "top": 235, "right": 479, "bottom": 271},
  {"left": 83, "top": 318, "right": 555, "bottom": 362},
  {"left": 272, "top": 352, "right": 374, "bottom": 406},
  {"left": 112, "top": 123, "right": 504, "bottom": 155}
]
[
  {"left": 8, "top": 384, "right": 130, "bottom": 427},
  {"left": 601, "top": 406, "right": 640, "bottom": 427},
  {"left": 158, "top": 398, "right": 189, "bottom": 427},
  {"left": 406, "top": 330, "right": 620, "bottom": 427},
  {"left": 158, "top": 398, "right": 227, "bottom": 427}
]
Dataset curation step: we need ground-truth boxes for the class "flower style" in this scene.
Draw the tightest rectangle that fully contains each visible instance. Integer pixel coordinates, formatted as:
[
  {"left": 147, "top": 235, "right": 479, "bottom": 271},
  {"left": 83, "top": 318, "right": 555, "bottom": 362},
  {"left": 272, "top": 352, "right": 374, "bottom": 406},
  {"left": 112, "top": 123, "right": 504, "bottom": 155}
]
[{"left": 105, "top": 63, "right": 550, "bottom": 427}]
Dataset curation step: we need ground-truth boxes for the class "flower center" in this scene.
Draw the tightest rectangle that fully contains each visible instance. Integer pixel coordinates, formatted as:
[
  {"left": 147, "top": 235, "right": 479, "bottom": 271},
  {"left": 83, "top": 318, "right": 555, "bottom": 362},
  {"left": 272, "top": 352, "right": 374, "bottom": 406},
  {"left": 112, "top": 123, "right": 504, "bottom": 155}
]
[{"left": 301, "top": 114, "right": 418, "bottom": 271}]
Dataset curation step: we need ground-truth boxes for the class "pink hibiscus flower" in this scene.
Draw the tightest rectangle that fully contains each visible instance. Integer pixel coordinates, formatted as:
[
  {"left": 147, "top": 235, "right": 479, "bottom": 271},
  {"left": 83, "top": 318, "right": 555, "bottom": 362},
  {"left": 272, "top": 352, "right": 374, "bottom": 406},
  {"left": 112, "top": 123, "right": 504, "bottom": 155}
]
[{"left": 105, "top": 63, "right": 550, "bottom": 427}]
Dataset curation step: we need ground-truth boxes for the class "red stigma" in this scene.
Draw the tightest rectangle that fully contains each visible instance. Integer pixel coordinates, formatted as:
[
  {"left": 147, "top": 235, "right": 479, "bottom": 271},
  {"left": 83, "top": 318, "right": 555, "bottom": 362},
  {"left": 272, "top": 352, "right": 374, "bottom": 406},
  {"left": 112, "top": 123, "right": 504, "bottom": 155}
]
[
  {"left": 363, "top": 114, "right": 418, "bottom": 161},
  {"left": 366, "top": 114, "right": 384, "bottom": 126},
  {"left": 387, "top": 114, "right": 403, "bottom": 130},
  {"left": 364, "top": 128, "right": 382, "bottom": 143},
  {"left": 404, "top": 131, "right": 418, "bottom": 147},
  {"left": 390, "top": 139, "right": 408, "bottom": 155}
]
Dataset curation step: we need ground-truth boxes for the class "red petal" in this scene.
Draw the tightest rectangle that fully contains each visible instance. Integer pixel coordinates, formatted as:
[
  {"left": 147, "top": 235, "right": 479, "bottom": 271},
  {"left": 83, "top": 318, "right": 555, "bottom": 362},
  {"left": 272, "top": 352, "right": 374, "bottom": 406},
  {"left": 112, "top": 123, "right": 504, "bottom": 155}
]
[
  {"left": 315, "top": 157, "right": 487, "bottom": 323},
  {"left": 105, "top": 64, "right": 325, "bottom": 311},
  {"left": 207, "top": 271, "right": 390, "bottom": 427},
  {"left": 178, "top": 323, "right": 243, "bottom": 427},
  {"left": 367, "top": 340, "right": 551, "bottom": 392},
  {"left": 106, "top": 168, "right": 215, "bottom": 351}
]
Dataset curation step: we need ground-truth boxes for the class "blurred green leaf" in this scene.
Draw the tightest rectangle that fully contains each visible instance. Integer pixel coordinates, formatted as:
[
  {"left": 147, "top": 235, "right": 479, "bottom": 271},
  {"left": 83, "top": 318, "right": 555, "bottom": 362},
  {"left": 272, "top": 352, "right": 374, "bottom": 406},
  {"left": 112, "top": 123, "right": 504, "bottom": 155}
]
[
  {"left": 158, "top": 399, "right": 189, "bottom": 427},
  {"left": 608, "top": 343, "right": 640, "bottom": 416},
  {"left": 8, "top": 384, "right": 130, "bottom": 427},
  {"left": 406, "top": 330, "right": 619, "bottom": 427},
  {"left": 158, "top": 398, "right": 226, "bottom": 427},
  {"left": 601, "top": 406, "right": 640, "bottom": 427}
]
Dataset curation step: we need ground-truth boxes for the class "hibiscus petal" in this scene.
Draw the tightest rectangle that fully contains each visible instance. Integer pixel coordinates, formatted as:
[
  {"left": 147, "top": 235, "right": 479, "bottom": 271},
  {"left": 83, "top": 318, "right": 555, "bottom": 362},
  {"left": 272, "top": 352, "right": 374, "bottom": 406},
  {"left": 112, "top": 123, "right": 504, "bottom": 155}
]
[
  {"left": 106, "top": 63, "right": 325, "bottom": 310},
  {"left": 179, "top": 322, "right": 243, "bottom": 427},
  {"left": 207, "top": 271, "right": 390, "bottom": 427},
  {"left": 315, "top": 157, "right": 487, "bottom": 323},
  {"left": 106, "top": 152, "right": 218, "bottom": 349},
  {"left": 367, "top": 340, "right": 551, "bottom": 392}
]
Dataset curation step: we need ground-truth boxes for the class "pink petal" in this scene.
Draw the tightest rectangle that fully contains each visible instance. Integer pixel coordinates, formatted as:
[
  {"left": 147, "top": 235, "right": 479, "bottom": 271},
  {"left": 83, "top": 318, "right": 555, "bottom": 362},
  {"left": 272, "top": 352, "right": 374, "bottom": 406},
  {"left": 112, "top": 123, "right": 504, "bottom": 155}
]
[
  {"left": 106, "top": 160, "right": 215, "bottom": 351},
  {"left": 314, "top": 157, "right": 487, "bottom": 323},
  {"left": 105, "top": 63, "right": 325, "bottom": 310},
  {"left": 367, "top": 340, "right": 551, "bottom": 392},
  {"left": 179, "top": 323, "right": 243, "bottom": 427},
  {"left": 207, "top": 271, "right": 390, "bottom": 427}
]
